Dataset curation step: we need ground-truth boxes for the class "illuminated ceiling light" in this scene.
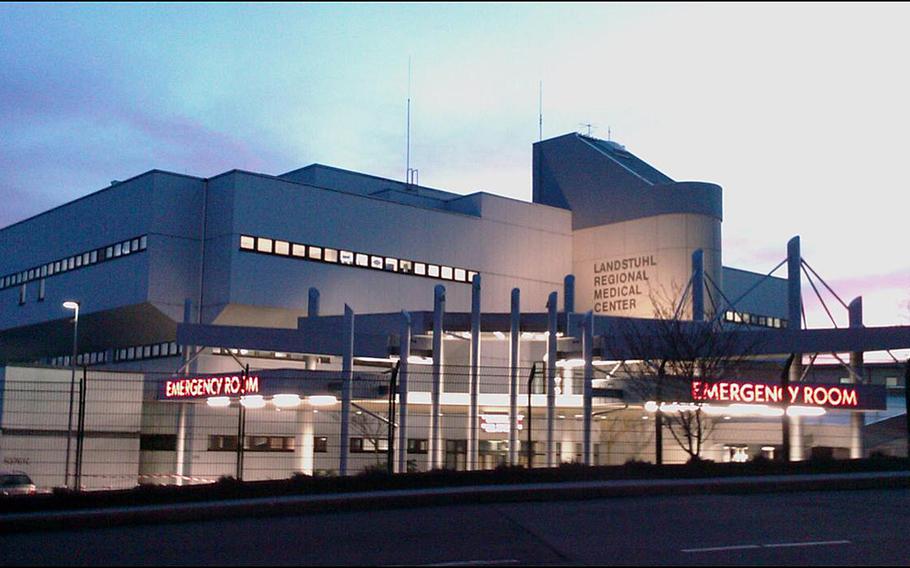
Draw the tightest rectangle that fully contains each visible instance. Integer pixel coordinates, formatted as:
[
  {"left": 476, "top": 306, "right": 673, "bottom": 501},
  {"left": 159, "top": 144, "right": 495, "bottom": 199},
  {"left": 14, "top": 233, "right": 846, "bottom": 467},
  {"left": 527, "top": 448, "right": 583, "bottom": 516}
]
[
  {"left": 272, "top": 394, "right": 302, "bottom": 408},
  {"left": 787, "top": 406, "right": 826, "bottom": 417},
  {"left": 644, "top": 401, "right": 658, "bottom": 413},
  {"left": 274, "top": 352, "right": 287, "bottom": 358},
  {"left": 642, "top": 416, "right": 649, "bottom": 420},
  {"left": 206, "top": 397, "right": 231, "bottom": 408},
  {"left": 308, "top": 395, "right": 338, "bottom": 407},
  {"left": 239, "top": 349, "right": 249, "bottom": 355},
  {"left": 493, "top": 331, "right": 506, "bottom": 340},
  {"left": 407, "top": 355, "right": 433, "bottom": 365},
  {"left": 761, "top": 446, "right": 776, "bottom": 452},
  {"left": 240, "top": 395, "right": 266, "bottom": 409}
]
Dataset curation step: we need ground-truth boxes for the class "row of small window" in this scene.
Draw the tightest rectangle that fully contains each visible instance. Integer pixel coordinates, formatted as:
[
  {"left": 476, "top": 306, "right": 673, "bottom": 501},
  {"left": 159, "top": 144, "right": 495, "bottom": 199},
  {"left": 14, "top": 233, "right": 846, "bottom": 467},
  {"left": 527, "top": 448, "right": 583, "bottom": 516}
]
[
  {"left": 114, "top": 341, "right": 182, "bottom": 362},
  {"left": 240, "top": 235, "right": 477, "bottom": 284},
  {"left": 0, "top": 235, "right": 147, "bottom": 291},
  {"left": 211, "top": 347, "right": 329, "bottom": 363},
  {"left": 46, "top": 350, "right": 110, "bottom": 367},
  {"left": 724, "top": 310, "right": 788, "bottom": 328},
  {"left": 206, "top": 435, "right": 329, "bottom": 453}
]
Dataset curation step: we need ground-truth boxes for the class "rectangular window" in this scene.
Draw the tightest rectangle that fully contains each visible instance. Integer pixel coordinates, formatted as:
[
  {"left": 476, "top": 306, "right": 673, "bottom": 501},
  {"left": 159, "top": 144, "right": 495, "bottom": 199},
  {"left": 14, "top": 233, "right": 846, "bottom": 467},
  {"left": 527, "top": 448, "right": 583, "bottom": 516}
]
[
  {"left": 151, "top": 344, "right": 161, "bottom": 357},
  {"left": 355, "top": 253, "right": 369, "bottom": 267},
  {"left": 292, "top": 243, "right": 306, "bottom": 257},
  {"left": 308, "top": 246, "right": 323, "bottom": 261},
  {"left": 82, "top": 252, "right": 91, "bottom": 265},
  {"left": 427, "top": 264, "right": 440, "bottom": 278},
  {"left": 131, "top": 238, "right": 140, "bottom": 252},
  {"left": 18, "top": 284, "right": 26, "bottom": 305},
  {"left": 407, "top": 438, "right": 428, "bottom": 454},
  {"left": 370, "top": 255, "right": 384, "bottom": 269},
  {"left": 143, "top": 345, "right": 152, "bottom": 358},
  {"left": 208, "top": 435, "right": 238, "bottom": 451},
  {"left": 323, "top": 248, "right": 338, "bottom": 263},
  {"left": 139, "top": 235, "right": 148, "bottom": 250},
  {"left": 256, "top": 237, "right": 273, "bottom": 253},
  {"left": 90, "top": 250, "right": 98, "bottom": 263},
  {"left": 140, "top": 434, "right": 177, "bottom": 451},
  {"left": 454, "top": 268, "right": 466, "bottom": 282},
  {"left": 38, "top": 279, "right": 45, "bottom": 301},
  {"left": 340, "top": 251, "right": 354, "bottom": 265},
  {"left": 114, "top": 243, "right": 122, "bottom": 257},
  {"left": 240, "top": 235, "right": 256, "bottom": 250},
  {"left": 274, "top": 240, "right": 290, "bottom": 256},
  {"left": 245, "top": 436, "right": 294, "bottom": 452},
  {"left": 127, "top": 347, "right": 135, "bottom": 360},
  {"left": 76, "top": 255, "right": 84, "bottom": 268},
  {"left": 121, "top": 241, "right": 130, "bottom": 255},
  {"left": 314, "top": 436, "right": 328, "bottom": 453},
  {"left": 399, "top": 260, "right": 412, "bottom": 274},
  {"left": 28, "top": 269, "right": 35, "bottom": 280},
  {"left": 384, "top": 258, "right": 398, "bottom": 272},
  {"left": 40, "top": 266, "right": 47, "bottom": 278},
  {"left": 414, "top": 262, "right": 426, "bottom": 276},
  {"left": 440, "top": 266, "right": 453, "bottom": 280}
]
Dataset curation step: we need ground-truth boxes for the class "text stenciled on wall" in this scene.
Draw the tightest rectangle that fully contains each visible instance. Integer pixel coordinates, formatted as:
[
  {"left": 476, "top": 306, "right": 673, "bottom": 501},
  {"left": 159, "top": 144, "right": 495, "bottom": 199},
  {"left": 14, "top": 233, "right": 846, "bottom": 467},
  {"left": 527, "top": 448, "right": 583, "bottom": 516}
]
[{"left": 592, "top": 255, "right": 657, "bottom": 314}]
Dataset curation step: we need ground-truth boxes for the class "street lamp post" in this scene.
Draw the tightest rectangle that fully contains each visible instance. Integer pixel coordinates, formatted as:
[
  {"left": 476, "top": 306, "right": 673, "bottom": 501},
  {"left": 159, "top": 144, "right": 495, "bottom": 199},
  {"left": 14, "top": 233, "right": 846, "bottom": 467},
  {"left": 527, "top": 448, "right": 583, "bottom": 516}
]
[{"left": 63, "top": 300, "right": 80, "bottom": 489}]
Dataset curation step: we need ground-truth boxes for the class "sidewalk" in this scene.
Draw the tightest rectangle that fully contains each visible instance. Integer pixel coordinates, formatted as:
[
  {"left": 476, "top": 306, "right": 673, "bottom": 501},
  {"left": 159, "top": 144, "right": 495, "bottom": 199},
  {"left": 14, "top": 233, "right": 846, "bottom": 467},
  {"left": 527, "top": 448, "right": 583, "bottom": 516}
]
[{"left": 2, "top": 470, "right": 908, "bottom": 534}]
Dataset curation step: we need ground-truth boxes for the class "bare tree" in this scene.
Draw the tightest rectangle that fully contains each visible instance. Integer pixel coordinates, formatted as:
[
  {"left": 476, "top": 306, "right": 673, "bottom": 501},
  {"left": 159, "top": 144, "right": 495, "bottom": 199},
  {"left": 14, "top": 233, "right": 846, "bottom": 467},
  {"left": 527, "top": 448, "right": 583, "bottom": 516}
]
[{"left": 607, "top": 284, "right": 757, "bottom": 461}]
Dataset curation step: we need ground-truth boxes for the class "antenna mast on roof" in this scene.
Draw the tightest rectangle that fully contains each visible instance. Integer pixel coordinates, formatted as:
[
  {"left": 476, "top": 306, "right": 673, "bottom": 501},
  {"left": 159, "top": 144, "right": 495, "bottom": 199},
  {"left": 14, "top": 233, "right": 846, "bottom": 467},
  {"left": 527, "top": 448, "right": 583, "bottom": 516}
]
[
  {"left": 406, "top": 56, "right": 411, "bottom": 187},
  {"left": 538, "top": 80, "right": 543, "bottom": 142},
  {"left": 579, "top": 123, "right": 595, "bottom": 137}
]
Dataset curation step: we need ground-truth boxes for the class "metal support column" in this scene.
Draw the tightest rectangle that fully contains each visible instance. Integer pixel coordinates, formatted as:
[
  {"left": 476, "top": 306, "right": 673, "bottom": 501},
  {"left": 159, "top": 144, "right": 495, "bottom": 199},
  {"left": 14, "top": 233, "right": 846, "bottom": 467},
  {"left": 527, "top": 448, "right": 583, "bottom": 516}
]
[
  {"left": 582, "top": 311, "right": 594, "bottom": 465},
  {"left": 398, "top": 311, "right": 411, "bottom": 473},
  {"left": 509, "top": 288, "right": 520, "bottom": 465},
  {"left": 849, "top": 297, "right": 864, "bottom": 459},
  {"left": 786, "top": 236, "right": 803, "bottom": 461},
  {"left": 546, "top": 291, "right": 558, "bottom": 467},
  {"left": 339, "top": 305, "right": 354, "bottom": 475},
  {"left": 692, "top": 249, "right": 705, "bottom": 321},
  {"left": 468, "top": 276, "right": 481, "bottom": 471},
  {"left": 431, "top": 286, "right": 445, "bottom": 470}
]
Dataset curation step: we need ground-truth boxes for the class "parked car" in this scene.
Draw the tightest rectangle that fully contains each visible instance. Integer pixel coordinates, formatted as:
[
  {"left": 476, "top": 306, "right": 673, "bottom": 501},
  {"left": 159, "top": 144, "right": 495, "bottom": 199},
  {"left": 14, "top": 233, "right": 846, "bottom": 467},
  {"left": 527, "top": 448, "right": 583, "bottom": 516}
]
[{"left": 0, "top": 471, "right": 37, "bottom": 496}]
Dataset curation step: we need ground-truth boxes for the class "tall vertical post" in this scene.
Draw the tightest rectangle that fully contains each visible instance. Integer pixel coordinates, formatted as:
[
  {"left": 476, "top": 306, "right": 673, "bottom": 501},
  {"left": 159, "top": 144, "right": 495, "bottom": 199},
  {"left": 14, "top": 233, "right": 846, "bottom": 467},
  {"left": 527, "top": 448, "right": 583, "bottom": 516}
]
[
  {"left": 691, "top": 249, "right": 705, "bottom": 321},
  {"left": 546, "top": 291, "right": 558, "bottom": 467},
  {"left": 849, "top": 297, "right": 864, "bottom": 459},
  {"left": 787, "top": 236, "right": 804, "bottom": 461},
  {"left": 431, "top": 286, "right": 445, "bottom": 470},
  {"left": 582, "top": 311, "right": 594, "bottom": 465},
  {"left": 509, "top": 288, "right": 521, "bottom": 465},
  {"left": 468, "top": 276, "right": 482, "bottom": 471},
  {"left": 398, "top": 311, "right": 411, "bottom": 474},
  {"left": 175, "top": 298, "right": 193, "bottom": 486},
  {"left": 339, "top": 305, "right": 354, "bottom": 475},
  {"left": 564, "top": 274, "right": 575, "bottom": 332},
  {"left": 64, "top": 303, "right": 79, "bottom": 489},
  {"left": 308, "top": 288, "right": 320, "bottom": 318}
]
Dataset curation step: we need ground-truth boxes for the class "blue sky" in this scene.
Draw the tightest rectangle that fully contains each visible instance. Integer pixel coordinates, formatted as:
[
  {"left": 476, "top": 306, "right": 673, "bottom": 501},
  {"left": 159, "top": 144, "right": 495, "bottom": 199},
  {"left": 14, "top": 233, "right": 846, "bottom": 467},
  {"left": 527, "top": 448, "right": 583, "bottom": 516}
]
[{"left": 1, "top": 2, "right": 908, "bottom": 328}]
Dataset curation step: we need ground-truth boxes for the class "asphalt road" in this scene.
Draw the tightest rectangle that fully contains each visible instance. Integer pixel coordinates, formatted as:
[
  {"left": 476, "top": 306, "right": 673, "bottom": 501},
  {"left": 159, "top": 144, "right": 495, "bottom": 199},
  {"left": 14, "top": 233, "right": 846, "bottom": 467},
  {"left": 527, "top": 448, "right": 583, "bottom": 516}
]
[{"left": 1, "top": 488, "right": 908, "bottom": 565}]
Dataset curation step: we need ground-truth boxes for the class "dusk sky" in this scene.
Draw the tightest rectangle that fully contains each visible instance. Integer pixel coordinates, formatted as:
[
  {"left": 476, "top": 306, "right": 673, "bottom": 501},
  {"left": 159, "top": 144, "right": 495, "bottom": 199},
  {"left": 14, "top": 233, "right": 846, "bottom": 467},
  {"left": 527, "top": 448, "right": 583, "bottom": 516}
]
[{"left": 2, "top": 2, "right": 908, "bottom": 330}]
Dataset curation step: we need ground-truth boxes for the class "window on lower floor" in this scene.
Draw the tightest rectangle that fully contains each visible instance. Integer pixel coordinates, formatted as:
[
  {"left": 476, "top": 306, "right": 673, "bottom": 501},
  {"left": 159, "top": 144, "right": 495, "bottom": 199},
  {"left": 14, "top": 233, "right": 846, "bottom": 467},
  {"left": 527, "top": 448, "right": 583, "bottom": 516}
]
[{"left": 140, "top": 434, "right": 177, "bottom": 451}]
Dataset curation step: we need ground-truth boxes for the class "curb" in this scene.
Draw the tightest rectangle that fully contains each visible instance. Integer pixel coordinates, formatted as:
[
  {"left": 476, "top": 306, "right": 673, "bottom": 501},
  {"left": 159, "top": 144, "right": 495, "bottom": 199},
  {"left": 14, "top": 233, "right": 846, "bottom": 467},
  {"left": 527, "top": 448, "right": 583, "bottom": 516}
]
[{"left": 1, "top": 471, "right": 908, "bottom": 534}]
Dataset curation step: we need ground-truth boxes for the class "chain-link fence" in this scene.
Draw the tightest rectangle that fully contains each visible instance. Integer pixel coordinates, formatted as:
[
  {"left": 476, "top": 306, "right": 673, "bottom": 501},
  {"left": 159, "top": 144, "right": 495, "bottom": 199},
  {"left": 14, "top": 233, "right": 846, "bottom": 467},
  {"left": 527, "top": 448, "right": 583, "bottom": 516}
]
[{"left": 0, "top": 361, "right": 905, "bottom": 492}]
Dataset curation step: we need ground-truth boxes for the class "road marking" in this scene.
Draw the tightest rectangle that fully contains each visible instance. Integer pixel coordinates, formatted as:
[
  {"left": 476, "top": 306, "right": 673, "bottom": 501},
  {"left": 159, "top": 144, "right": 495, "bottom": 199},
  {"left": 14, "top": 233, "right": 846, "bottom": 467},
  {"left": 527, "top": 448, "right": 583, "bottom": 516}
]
[
  {"left": 682, "top": 545, "right": 761, "bottom": 553},
  {"left": 683, "top": 540, "right": 851, "bottom": 553},
  {"left": 420, "top": 560, "right": 520, "bottom": 566},
  {"left": 762, "top": 540, "right": 852, "bottom": 549}
]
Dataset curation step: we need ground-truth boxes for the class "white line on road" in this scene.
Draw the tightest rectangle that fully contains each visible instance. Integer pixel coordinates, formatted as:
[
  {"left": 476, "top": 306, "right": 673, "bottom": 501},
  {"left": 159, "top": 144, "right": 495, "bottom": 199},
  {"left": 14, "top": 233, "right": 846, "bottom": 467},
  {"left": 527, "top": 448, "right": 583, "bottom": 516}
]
[
  {"left": 683, "top": 540, "right": 851, "bottom": 553},
  {"left": 419, "top": 560, "right": 521, "bottom": 566},
  {"left": 762, "top": 540, "right": 852, "bottom": 549},
  {"left": 681, "top": 545, "right": 761, "bottom": 553}
]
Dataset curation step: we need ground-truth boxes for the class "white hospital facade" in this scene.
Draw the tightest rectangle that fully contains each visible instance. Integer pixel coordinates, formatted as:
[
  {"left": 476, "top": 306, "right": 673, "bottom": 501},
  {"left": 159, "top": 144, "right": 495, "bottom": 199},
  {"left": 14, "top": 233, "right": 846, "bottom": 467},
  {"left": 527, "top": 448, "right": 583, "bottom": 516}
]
[{"left": 0, "top": 133, "right": 905, "bottom": 489}]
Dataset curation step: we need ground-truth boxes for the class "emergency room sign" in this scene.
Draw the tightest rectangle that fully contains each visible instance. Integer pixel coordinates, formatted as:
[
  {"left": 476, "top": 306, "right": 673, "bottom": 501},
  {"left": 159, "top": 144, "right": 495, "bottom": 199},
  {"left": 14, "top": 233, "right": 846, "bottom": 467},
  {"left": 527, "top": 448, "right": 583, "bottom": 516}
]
[
  {"left": 161, "top": 374, "right": 260, "bottom": 400},
  {"left": 690, "top": 379, "right": 886, "bottom": 410}
]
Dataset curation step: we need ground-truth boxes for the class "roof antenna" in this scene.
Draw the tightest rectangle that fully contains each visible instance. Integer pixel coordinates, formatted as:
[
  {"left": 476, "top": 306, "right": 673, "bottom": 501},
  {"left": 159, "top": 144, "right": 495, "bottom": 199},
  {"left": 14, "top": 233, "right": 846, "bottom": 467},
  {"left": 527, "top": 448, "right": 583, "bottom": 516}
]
[
  {"left": 608, "top": 126, "right": 612, "bottom": 141},
  {"left": 406, "top": 56, "right": 411, "bottom": 188},
  {"left": 538, "top": 80, "right": 543, "bottom": 142},
  {"left": 579, "top": 123, "right": 596, "bottom": 137}
]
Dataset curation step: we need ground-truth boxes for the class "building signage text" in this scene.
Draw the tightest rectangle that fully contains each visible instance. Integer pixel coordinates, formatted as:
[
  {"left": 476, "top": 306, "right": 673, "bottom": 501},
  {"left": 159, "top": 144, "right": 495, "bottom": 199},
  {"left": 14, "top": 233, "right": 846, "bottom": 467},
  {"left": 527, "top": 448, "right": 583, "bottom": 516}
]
[
  {"left": 691, "top": 379, "right": 886, "bottom": 410},
  {"left": 592, "top": 255, "right": 656, "bottom": 314},
  {"left": 480, "top": 414, "right": 524, "bottom": 433},
  {"left": 163, "top": 374, "right": 260, "bottom": 400}
]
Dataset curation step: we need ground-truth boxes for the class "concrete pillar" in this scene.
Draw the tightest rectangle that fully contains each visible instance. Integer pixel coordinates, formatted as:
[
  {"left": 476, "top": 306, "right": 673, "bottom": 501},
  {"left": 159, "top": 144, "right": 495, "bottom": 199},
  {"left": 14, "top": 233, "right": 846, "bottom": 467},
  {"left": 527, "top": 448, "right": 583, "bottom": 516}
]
[
  {"left": 562, "top": 367, "right": 573, "bottom": 396},
  {"left": 849, "top": 297, "right": 864, "bottom": 459},
  {"left": 547, "top": 292, "right": 558, "bottom": 467},
  {"left": 339, "top": 305, "right": 354, "bottom": 475},
  {"left": 398, "top": 311, "right": 411, "bottom": 473},
  {"left": 468, "top": 276, "right": 481, "bottom": 471},
  {"left": 582, "top": 311, "right": 594, "bottom": 465},
  {"left": 431, "top": 285, "right": 445, "bottom": 470},
  {"left": 175, "top": 298, "right": 193, "bottom": 486},
  {"left": 296, "top": 406, "right": 315, "bottom": 475},
  {"left": 691, "top": 249, "right": 704, "bottom": 321},
  {"left": 509, "top": 288, "right": 521, "bottom": 465},
  {"left": 787, "top": 236, "right": 804, "bottom": 462}
]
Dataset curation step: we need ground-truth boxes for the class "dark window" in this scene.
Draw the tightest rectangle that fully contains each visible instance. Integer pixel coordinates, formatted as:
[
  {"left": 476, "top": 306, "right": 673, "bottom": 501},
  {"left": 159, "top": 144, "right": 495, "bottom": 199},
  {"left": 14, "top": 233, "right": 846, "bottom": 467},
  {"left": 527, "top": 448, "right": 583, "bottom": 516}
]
[
  {"left": 314, "top": 437, "right": 328, "bottom": 453},
  {"left": 350, "top": 437, "right": 388, "bottom": 453},
  {"left": 140, "top": 434, "right": 177, "bottom": 451},
  {"left": 208, "top": 435, "right": 238, "bottom": 451},
  {"left": 407, "top": 438, "right": 428, "bottom": 454}
]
